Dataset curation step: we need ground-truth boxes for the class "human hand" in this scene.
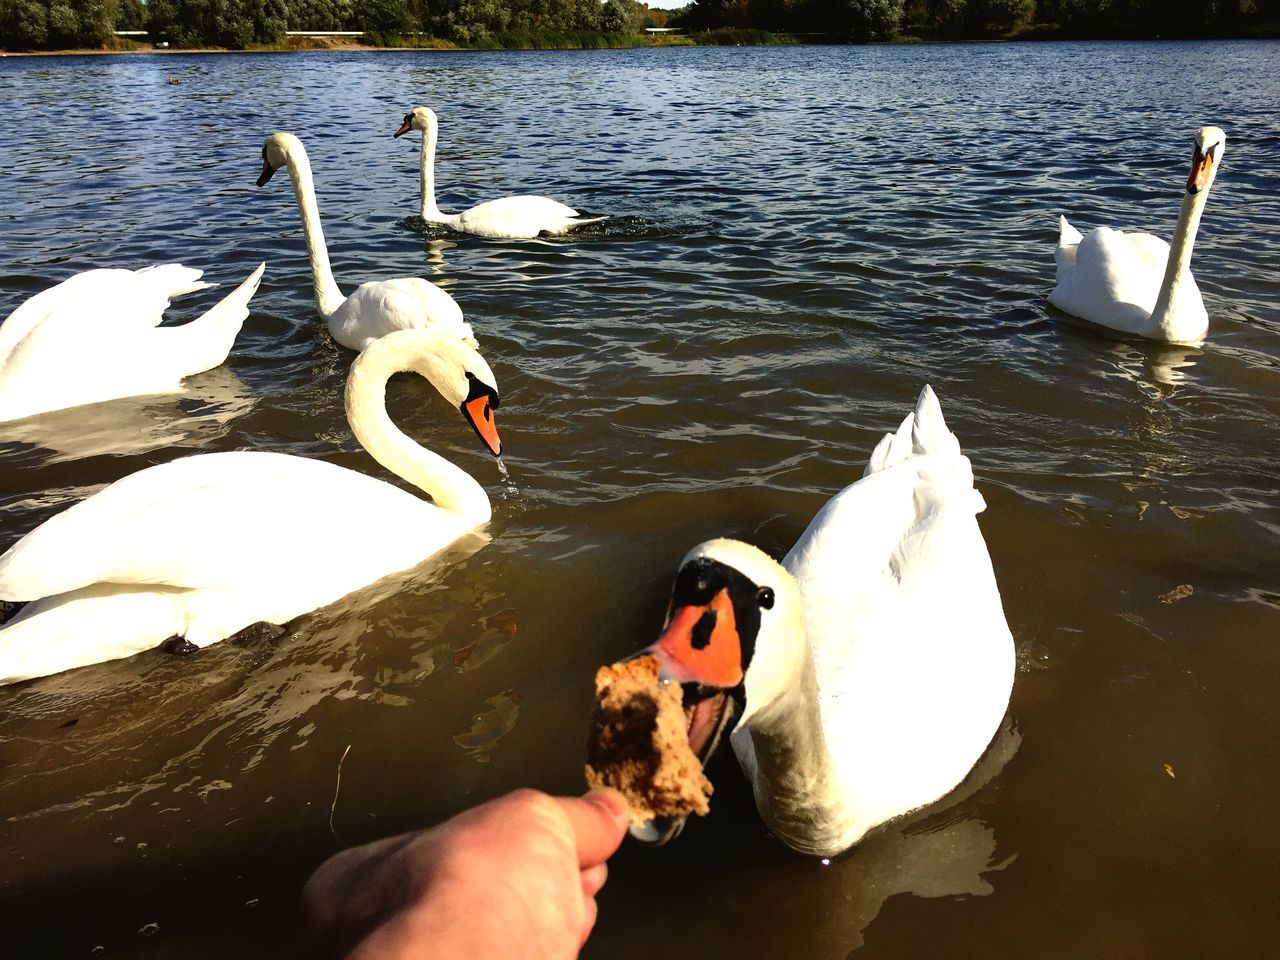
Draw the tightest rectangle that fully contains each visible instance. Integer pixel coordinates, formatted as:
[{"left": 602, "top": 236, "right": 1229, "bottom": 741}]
[{"left": 303, "top": 788, "right": 630, "bottom": 960}]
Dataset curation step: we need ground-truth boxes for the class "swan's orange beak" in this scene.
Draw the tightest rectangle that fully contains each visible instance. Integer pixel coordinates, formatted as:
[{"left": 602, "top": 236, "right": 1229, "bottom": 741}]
[
  {"left": 462, "top": 391, "right": 501, "bottom": 457},
  {"left": 649, "top": 591, "right": 746, "bottom": 691},
  {"left": 1187, "top": 144, "right": 1216, "bottom": 194},
  {"left": 394, "top": 119, "right": 412, "bottom": 138},
  {"left": 257, "top": 157, "right": 276, "bottom": 188}
]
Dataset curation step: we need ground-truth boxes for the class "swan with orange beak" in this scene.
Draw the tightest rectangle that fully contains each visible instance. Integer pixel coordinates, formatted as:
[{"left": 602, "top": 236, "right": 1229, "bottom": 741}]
[
  {"left": 614, "top": 387, "right": 1016, "bottom": 857},
  {"left": 1050, "top": 125, "right": 1227, "bottom": 345}
]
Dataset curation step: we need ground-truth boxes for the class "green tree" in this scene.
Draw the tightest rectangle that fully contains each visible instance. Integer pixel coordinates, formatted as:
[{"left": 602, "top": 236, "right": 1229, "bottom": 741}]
[{"left": 0, "top": 0, "right": 50, "bottom": 47}]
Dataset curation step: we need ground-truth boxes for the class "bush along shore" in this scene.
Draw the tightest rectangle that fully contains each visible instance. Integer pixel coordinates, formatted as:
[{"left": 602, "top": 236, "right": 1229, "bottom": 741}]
[{"left": 1, "top": 0, "right": 1277, "bottom": 53}]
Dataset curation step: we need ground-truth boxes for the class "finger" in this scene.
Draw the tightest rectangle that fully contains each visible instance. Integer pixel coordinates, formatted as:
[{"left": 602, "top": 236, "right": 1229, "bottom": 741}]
[
  {"left": 578, "top": 895, "right": 599, "bottom": 948},
  {"left": 580, "top": 862, "right": 608, "bottom": 897},
  {"left": 556, "top": 789, "right": 629, "bottom": 868}
]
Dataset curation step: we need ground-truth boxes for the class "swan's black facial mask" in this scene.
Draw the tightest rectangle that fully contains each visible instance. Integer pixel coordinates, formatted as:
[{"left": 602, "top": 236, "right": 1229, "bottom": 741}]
[
  {"left": 393, "top": 114, "right": 414, "bottom": 138},
  {"left": 256, "top": 147, "right": 276, "bottom": 187}
]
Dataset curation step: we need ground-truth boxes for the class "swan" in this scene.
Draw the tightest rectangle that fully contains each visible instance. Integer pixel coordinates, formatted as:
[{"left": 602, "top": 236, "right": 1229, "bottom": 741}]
[
  {"left": 1050, "top": 126, "right": 1226, "bottom": 345},
  {"left": 395, "top": 107, "right": 605, "bottom": 240},
  {"left": 257, "top": 132, "right": 470, "bottom": 352},
  {"left": 0, "top": 262, "right": 264, "bottom": 423},
  {"left": 625, "top": 386, "right": 1015, "bottom": 857},
  {"left": 0, "top": 328, "right": 502, "bottom": 685}
]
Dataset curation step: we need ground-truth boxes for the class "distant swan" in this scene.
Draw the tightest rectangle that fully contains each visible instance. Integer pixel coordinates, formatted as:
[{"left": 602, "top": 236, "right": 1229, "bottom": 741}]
[
  {"left": 258, "top": 132, "right": 469, "bottom": 351},
  {"left": 624, "top": 387, "right": 1014, "bottom": 857},
  {"left": 0, "top": 328, "right": 502, "bottom": 685},
  {"left": 0, "top": 262, "right": 263, "bottom": 423},
  {"left": 395, "top": 106, "right": 605, "bottom": 240},
  {"left": 1050, "top": 126, "right": 1226, "bottom": 345}
]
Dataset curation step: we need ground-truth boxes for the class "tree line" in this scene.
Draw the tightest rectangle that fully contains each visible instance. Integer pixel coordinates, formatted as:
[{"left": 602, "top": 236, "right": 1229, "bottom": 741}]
[
  {"left": 674, "top": 0, "right": 1280, "bottom": 41},
  {"left": 1, "top": 0, "right": 1275, "bottom": 49},
  {"left": 0, "top": 0, "right": 662, "bottom": 50}
]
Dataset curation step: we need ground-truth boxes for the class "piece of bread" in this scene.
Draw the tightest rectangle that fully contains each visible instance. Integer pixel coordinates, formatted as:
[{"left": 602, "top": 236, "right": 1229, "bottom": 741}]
[{"left": 585, "top": 654, "right": 713, "bottom": 825}]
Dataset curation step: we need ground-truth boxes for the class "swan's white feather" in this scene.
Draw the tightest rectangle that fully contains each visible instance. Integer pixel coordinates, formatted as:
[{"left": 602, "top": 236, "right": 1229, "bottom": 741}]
[
  {"left": 0, "top": 264, "right": 263, "bottom": 422},
  {"left": 454, "top": 195, "right": 604, "bottom": 240},
  {"left": 731, "top": 386, "right": 1013, "bottom": 852},
  {"left": 328, "top": 276, "right": 470, "bottom": 352},
  {"left": 0, "top": 330, "right": 493, "bottom": 685}
]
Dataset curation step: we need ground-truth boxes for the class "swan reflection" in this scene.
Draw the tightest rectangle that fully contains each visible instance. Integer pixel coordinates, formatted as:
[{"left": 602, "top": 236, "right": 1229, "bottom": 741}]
[{"left": 0, "top": 365, "right": 256, "bottom": 464}]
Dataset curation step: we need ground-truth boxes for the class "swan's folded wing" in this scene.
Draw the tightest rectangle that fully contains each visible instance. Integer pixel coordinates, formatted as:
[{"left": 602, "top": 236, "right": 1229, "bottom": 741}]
[
  {"left": 1081, "top": 226, "right": 1169, "bottom": 315},
  {"left": 0, "top": 451, "right": 423, "bottom": 601}
]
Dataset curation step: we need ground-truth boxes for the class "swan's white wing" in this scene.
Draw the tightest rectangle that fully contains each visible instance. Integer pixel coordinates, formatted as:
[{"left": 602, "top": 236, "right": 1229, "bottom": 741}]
[
  {"left": 457, "top": 195, "right": 599, "bottom": 239},
  {"left": 783, "top": 387, "right": 1013, "bottom": 829},
  {"left": 0, "top": 265, "right": 262, "bottom": 423},
  {"left": 0, "top": 265, "right": 209, "bottom": 366},
  {"left": 328, "top": 277, "right": 469, "bottom": 351},
  {"left": 1049, "top": 223, "right": 1170, "bottom": 331},
  {"left": 0, "top": 451, "right": 442, "bottom": 601}
]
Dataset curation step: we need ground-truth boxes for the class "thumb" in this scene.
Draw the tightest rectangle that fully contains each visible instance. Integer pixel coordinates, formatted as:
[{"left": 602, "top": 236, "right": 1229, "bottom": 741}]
[{"left": 557, "top": 789, "right": 629, "bottom": 868}]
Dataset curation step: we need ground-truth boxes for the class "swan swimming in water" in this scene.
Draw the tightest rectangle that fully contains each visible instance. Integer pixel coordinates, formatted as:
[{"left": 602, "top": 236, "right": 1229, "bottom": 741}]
[
  {"left": 257, "top": 132, "right": 469, "bottom": 351},
  {"left": 0, "top": 328, "right": 502, "bottom": 685},
  {"left": 0, "top": 262, "right": 264, "bottom": 423},
  {"left": 1050, "top": 126, "right": 1226, "bottom": 345},
  {"left": 625, "top": 386, "right": 1015, "bottom": 858},
  {"left": 395, "top": 106, "right": 605, "bottom": 240}
]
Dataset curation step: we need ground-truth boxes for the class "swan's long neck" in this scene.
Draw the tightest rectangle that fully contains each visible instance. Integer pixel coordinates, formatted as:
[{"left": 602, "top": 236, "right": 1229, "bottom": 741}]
[
  {"left": 419, "top": 120, "right": 458, "bottom": 226},
  {"left": 344, "top": 340, "right": 491, "bottom": 522},
  {"left": 286, "top": 148, "right": 346, "bottom": 318},
  {"left": 744, "top": 645, "right": 861, "bottom": 856},
  {"left": 1150, "top": 187, "right": 1210, "bottom": 334}
]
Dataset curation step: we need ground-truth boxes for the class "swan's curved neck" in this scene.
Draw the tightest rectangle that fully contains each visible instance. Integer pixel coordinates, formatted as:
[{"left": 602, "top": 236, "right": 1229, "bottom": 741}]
[
  {"left": 344, "top": 340, "right": 491, "bottom": 522},
  {"left": 285, "top": 148, "right": 346, "bottom": 318},
  {"left": 419, "top": 121, "right": 460, "bottom": 226},
  {"left": 1151, "top": 186, "right": 1210, "bottom": 334},
  {"left": 745, "top": 646, "right": 861, "bottom": 855}
]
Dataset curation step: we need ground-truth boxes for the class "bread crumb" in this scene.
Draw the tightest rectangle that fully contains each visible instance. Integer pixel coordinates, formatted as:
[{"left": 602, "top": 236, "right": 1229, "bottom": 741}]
[{"left": 585, "top": 655, "right": 713, "bottom": 826}]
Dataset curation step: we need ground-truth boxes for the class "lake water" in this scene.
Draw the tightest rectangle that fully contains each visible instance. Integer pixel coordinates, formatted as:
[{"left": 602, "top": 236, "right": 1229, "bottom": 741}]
[{"left": 1, "top": 40, "right": 1278, "bottom": 958}]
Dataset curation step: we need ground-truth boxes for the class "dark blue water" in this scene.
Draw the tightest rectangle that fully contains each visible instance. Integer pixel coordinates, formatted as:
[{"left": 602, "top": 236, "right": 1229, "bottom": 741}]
[{"left": 1, "top": 41, "right": 1278, "bottom": 958}]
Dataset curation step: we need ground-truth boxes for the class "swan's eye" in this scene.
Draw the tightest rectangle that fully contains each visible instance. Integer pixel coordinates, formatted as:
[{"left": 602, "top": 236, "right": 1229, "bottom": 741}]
[{"left": 756, "top": 587, "right": 774, "bottom": 610}]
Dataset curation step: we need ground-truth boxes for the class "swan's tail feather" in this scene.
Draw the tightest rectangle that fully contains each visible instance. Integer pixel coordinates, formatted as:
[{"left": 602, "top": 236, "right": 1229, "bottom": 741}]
[
  {"left": 136, "top": 264, "right": 213, "bottom": 297},
  {"left": 170, "top": 263, "right": 266, "bottom": 375},
  {"left": 570, "top": 216, "right": 608, "bottom": 228},
  {"left": 863, "top": 385, "right": 962, "bottom": 477},
  {"left": 1057, "top": 215, "right": 1083, "bottom": 248}
]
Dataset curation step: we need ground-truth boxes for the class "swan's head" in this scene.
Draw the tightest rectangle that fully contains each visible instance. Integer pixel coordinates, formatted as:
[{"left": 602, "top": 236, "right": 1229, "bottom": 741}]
[
  {"left": 624, "top": 538, "right": 805, "bottom": 845},
  {"left": 394, "top": 106, "right": 438, "bottom": 139},
  {"left": 1187, "top": 126, "right": 1226, "bottom": 195},
  {"left": 257, "top": 132, "right": 303, "bottom": 187},
  {"left": 350, "top": 329, "right": 502, "bottom": 457}
]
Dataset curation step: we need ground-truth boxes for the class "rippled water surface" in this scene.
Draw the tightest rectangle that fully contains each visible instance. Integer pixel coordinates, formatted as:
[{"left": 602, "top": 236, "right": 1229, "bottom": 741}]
[{"left": 1, "top": 41, "right": 1278, "bottom": 958}]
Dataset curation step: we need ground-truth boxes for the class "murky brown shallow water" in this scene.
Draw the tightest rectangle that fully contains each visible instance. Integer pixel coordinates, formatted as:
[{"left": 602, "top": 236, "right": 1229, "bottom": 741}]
[{"left": 1, "top": 40, "right": 1278, "bottom": 958}]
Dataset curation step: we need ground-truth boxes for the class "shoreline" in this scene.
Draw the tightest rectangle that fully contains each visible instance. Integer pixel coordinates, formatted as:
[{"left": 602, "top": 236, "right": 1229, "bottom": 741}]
[{"left": 2, "top": 32, "right": 1276, "bottom": 57}]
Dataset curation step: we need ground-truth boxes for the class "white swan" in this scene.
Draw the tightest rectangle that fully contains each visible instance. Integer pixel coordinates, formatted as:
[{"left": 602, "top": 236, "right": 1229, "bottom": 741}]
[
  {"left": 395, "top": 107, "right": 605, "bottom": 240},
  {"left": 0, "top": 262, "right": 264, "bottom": 423},
  {"left": 0, "top": 328, "right": 502, "bottom": 685},
  {"left": 1050, "top": 126, "right": 1226, "bottom": 345},
  {"left": 626, "top": 386, "right": 1015, "bottom": 857},
  {"left": 257, "top": 132, "right": 469, "bottom": 352}
]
